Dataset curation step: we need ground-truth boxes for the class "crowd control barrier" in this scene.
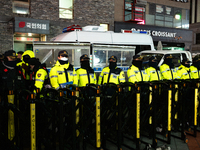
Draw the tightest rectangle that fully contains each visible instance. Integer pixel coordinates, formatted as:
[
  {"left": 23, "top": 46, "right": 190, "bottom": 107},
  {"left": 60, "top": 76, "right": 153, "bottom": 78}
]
[{"left": 0, "top": 80, "right": 200, "bottom": 150}]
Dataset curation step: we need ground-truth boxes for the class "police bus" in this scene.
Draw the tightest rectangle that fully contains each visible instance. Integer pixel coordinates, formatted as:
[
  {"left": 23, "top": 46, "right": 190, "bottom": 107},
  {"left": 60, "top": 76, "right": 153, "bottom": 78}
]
[{"left": 33, "top": 25, "right": 155, "bottom": 72}]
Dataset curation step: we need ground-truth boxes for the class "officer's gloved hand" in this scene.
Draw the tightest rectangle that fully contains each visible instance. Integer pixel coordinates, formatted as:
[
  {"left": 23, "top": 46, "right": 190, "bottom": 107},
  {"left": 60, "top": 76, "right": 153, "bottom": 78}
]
[{"left": 44, "top": 84, "right": 51, "bottom": 89}]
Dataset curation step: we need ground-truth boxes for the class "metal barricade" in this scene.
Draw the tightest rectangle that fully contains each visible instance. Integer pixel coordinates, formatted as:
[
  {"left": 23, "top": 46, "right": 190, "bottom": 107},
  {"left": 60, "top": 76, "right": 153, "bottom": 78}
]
[{"left": 1, "top": 79, "right": 200, "bottom": 150}]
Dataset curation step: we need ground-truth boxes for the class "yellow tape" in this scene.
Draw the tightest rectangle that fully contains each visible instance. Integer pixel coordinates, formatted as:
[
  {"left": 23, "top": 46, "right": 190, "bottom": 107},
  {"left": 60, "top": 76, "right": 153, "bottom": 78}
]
[
  {"left": 76, "top": 91, "right": 80, "bottom": 137},
  {"left": 168, "top": 90, "right": 172, "bottom": 131},
  {"left": 8, "top": 94, "right": 15, "bottom": 141},
  {"left": 175, "top": 84, "right": 178, "bottom": 119},
  {"left": 194, "top": 88, "right": 198, "bottom": 126},
  {"left": 149, "top": 86, "right": 152, "bottom": 124},
  {"left": 96, "top": 97, "right": 101, "bottom": 148},
  {"left": 136, "top": 93, "right": 140, "bottom": 138},
  {"left": 30, "top": 103, "right": 36, "bottom": 150}
]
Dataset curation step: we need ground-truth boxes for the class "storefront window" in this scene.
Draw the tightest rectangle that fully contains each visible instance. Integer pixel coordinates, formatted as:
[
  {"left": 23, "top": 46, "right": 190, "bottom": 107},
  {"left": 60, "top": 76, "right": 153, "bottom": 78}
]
[
  {"left": 181, "top": 9, "right": 189, "bottom": 29},
  {"left": 13, "top": 0, "right": 29, "bottom": 14},
  {"left": 145, "top": 3, "right": 189, "bottom": 29},
  {"left": 124, "top": 0, "right": 145, "bottom": 23},
  {"left": 59, "top": 0, "right": 73, "bottom": 19},
  {"left": 173, "top": 8, "right": 182, "bottom": 28},
  {"left": 145, "top": 3, "right": 155, "bottom": 25}
]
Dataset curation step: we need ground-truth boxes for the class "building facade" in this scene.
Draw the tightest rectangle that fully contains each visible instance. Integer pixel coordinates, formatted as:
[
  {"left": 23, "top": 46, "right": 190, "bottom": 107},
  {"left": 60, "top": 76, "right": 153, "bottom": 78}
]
[
  {"left": 0, "top": 0, "right": 114, "bottom": 53},
  {"left": 115, "top": 0, "right": 193, "bottom": 52},
  {"left": 189, "top": 0, "right": 200, "bottom": 54},
  {"left": 0, "top": 0, "right": 193, "bottom": 54}
]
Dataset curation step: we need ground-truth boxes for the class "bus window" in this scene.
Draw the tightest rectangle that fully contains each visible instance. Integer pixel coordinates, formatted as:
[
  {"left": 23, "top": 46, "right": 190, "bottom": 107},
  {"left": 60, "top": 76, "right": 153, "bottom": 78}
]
[
  {"left": 171, "top": 54, "right": 181, "bottom": 67},
  {"left": 93, "top": 50, "right": 106, "bottom": 66},
  {"left": 122, "top": 51, "right": 135, "bottom": 66},
  {"left": 35, "top": 49, "right": 54, "bottom": 67},
  {"left": 108, "top": 51, "right": 121, "bottom": 66},
  {"left": 92, "top": 44, "right": 136, "bottom": 70},
  {"left": 93, "top": 49, "right": 135, "bottom": 68},
  {"left": 140, "top": 53, "right": 164, "bottom": 63},
  {"left": 74, "top": 48, "right": 90, "bottom": 66},
  {"left": 182, "top": 53, "right": 187, "bottom": 61}
]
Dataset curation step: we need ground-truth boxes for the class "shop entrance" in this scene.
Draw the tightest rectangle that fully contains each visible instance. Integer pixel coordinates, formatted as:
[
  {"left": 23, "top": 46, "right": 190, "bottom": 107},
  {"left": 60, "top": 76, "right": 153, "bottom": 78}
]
[{"left": 13, "top": 32, "right": 46, "bottom": 53}]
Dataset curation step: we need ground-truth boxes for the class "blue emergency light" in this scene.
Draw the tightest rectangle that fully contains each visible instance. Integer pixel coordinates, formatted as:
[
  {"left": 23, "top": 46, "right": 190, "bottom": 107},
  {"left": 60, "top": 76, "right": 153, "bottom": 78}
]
[
  {"left": 132, "top": 31, "right": 147, "bottom": 34},
  {"left": 63, "top": 24, "right": 82, "bottom": 33}
]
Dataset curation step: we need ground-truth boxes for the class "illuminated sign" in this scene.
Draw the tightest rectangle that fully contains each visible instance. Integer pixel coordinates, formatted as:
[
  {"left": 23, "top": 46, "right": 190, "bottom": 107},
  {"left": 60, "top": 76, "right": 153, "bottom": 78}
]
[
  {"left": 14, "top": 37, "right": 40, "bottom": 42},
  {"left": 131, "top": 28, "right": 177, "bottom": 38},
  {"left": 15, "top": 17, "right": 49, "bottom": 34}
]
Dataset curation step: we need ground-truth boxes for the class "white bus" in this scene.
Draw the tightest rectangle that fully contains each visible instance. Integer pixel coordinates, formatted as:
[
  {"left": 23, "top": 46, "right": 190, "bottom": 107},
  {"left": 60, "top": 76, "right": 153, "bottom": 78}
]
[{"left": 33, "top": 25, "right": 155, "bottom": 72}]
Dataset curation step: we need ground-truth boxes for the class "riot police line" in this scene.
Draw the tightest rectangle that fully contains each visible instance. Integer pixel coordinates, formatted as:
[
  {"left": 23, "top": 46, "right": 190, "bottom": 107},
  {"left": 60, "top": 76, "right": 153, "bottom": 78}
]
[
  {"left": 1, "top": 78, "right": 200, "bottom": 150},
  {"left": 0, "top": 47, "right": 200, "bottom": 150}
]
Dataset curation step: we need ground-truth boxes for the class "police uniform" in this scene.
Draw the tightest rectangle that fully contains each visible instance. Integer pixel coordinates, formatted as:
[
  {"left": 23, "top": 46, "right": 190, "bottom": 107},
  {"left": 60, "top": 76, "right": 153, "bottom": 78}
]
[
  {"left": 27, "top": 58, "right": 49, "bottom": 92},
  {"left": 146, "top": 66, "right": 161, "bottom": 81},
  {"left": 76, "top": 54, "right": 97, "bottom": 87},
  {"left": 160, "top": 54, "right": 179, "bottom": 80},
  {"left": 145, "top": 56, "right": 161, "bottom": 81},
  {"left": 127, "top": 55, "right": 149, "bottom": 83},
  {"left": 17, "top": 50, "right": 35, "bottom": 79},
  {"left": 190, "top": 65, "right": 200, "bottom": 79},
  {"left": 98, "top": 56, "right": 125, "bottom": 85},
  {"left": 0, "top": 50, "right": 26, "bottom": 93},
  {"left": 160, "top": 64, "right": 179, "bottom": 80},
  {"left": 16, "top": 50, "right": 35, "bottom": 90},
  {"left": 98, "top": 67, "right": 125, "bottom": 84},
  {"left": 190, "top": 56, "right": 200, "bottom": 79},
  {"left": 49, "top": 50, "right": 78, "bottom": 90},
  {"left": 127, "top": 65, "right": 149, "bottom": 83},
  {"left": 177, "top": 64, "right": 190, "bottom": 79}
]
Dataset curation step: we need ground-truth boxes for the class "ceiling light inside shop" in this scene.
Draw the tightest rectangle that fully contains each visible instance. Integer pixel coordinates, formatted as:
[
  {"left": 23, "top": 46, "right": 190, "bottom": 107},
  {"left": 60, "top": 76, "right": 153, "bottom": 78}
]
[
  {"left": 21, "top": 37, "right": 27, "bottom": 41},
  {"left": 16, "top": 10, "right": 27, "bottom": 14}
]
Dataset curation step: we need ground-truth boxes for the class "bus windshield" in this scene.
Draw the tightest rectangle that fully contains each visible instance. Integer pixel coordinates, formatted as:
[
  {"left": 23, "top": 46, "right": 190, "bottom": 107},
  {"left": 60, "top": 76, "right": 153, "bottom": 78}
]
[{"left": 140, "top": 53, "right": 164, "bottom": 63}]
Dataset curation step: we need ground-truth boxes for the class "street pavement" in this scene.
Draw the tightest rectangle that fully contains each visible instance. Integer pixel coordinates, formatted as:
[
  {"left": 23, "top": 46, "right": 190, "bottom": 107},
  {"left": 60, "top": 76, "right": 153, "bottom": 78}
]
[{"left": 86, "top": 131, "right": 190, "bottom": 150}]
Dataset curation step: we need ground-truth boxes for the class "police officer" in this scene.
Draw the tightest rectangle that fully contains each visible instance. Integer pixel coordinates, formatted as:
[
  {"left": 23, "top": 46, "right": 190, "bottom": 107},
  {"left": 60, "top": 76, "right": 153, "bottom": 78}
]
[
  {"left": 16, "top": 51, "right": 24, "bottom": 63},
  {"left": 76, "top": 54, "right": 96, "bottom": 87},
  {"left": 27, "top": 58, "right": 49, "bottom": 92},
  {"left": 177, "top": 58, "right": 191, "bottom": 79},
  {"left": 98, "top": 55, "right": 125, "bottom": 85},
  {"left": 0, "top": 50, "right": 26, "bottom": 100},
  {"left": 1, "top": 50, "right": 25, "bottom": 89},
  {"left": 160, "top": 54, "right": 179, "bottom": 80},
  {"left": 17, "top": 50, "right": 35, "bottom": 89},
  {"left": 190, "top": 55, "right": 200, "bottom": 79},
  {"left": 49, "top": 50, "right": 78, "bottom": 90},
  {"left": 127, "top": 55, "right": 149, "bottom": 83},
  {"left": 145, "top": 56, "right": 161, "bottom": 81}
]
